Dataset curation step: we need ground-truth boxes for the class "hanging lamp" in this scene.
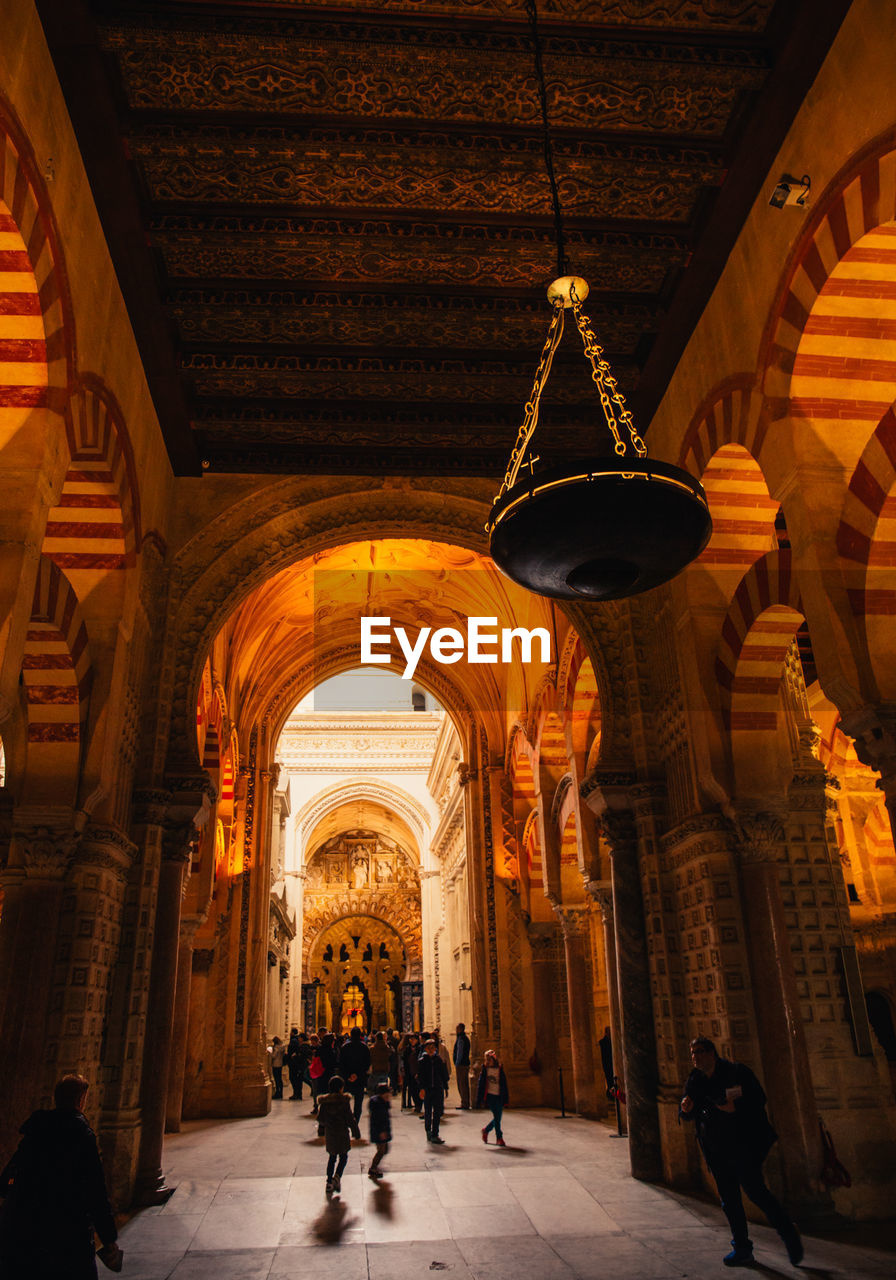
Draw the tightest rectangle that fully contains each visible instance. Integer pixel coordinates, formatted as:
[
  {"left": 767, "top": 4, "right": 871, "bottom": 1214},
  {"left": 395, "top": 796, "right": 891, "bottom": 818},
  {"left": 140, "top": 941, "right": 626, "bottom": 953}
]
[{"left": 486, "top": 2, "right": 712, "bottom": 602}]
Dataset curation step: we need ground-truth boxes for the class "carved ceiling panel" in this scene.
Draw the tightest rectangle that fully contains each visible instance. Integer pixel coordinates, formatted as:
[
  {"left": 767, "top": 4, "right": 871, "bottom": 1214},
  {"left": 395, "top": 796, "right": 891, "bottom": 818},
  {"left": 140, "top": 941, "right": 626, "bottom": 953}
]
[{"left": 40, "top": 0, "right": 838, "bottom": 474}]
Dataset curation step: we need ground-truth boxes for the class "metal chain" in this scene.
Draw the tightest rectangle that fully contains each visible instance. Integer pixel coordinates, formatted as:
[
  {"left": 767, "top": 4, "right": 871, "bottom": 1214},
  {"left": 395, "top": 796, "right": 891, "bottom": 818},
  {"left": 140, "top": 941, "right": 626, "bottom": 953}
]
[
  {"left": 487, "top": 301, "right": 565, "bottom": 526},
  {"left": 569, "top": 281, "right": 647, "bottom": 458}
]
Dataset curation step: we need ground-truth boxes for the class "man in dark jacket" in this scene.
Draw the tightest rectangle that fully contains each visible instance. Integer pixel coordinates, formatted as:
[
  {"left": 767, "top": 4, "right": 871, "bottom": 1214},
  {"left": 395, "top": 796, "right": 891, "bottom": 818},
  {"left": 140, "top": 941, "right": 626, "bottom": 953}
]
[
  {"left": 338, "top": 1025, "right": 372, "bottom": 1122},
  {"left": 285, "top": 1027, "right": 302, "bottom": 1099},
  {"left": 680, "top": 1037, "right": 802, "bottom": 1268},
  {"left": 0, "top": 1073, "right": 121, "bottom": 1279},
  {"left": 453, "top": 1022, "right": 471, "bottom": 1109},
  {"left": 417, "top": 1038, "right": 450, "bottom": 1143}
]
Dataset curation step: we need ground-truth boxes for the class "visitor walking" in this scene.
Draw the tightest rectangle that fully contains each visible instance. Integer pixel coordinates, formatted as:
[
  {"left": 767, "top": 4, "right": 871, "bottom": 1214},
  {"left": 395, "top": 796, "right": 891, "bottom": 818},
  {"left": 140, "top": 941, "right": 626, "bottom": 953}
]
[
  {"left": 401, "top": 1032, "right": 421, "bottom": 1110},
  {"left": 680, "top": 1036, "right": 802, "bottom": 1268},
  {"left": 269, "top": 1035, "right": 286, "bottom": 1099},
  {"left": 284, "top": 1026, "right": 301, "bottom": 1099},
  {"left": 0, "top": 1073, "right": 122, "bottom": 1278},
  {"left": 316, "top": 1075, "right": 360, "bottom": 1195},
  {"left": 368, "top": 1030, "right": 391, "bottom": 1093},
  {"left": 339, "top": 1025, "right": 372, "bottom": 1122},
  {"left": 417, "top": 1037, "right": 449, "bottom": 1143},
  {"left": 367, "top": 1082, "right": 392, "bottom": 1180},
  {"left": 476, "top": 1049, "right": 508, "bottom": 1146},
  {"left": 453, "top": 1022, "right": 471, "bottom": 1109}
]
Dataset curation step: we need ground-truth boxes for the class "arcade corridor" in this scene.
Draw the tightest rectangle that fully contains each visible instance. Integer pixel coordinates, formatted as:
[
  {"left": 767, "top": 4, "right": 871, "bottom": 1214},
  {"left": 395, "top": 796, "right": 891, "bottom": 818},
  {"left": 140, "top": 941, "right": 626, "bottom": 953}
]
[{"left": 118, "top": 1106, "right": 895, "bottom": 1280}]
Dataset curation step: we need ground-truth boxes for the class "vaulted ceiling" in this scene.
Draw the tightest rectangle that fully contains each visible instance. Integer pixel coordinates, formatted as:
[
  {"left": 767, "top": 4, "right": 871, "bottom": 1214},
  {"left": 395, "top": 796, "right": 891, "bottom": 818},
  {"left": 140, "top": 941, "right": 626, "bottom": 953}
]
[{"left": 38, "top": 0, "right": 850, "bottom": 477}]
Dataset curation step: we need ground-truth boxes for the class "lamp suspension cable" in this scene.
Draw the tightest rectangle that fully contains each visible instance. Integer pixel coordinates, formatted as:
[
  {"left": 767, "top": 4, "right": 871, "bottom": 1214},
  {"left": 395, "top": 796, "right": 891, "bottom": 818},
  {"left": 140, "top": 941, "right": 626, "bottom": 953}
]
[
  {"left": 526, "top": 0, "right": 567, "bottom": 282},
  {"left": 485, "top": 0, "right": 712, "bottom": 601}
]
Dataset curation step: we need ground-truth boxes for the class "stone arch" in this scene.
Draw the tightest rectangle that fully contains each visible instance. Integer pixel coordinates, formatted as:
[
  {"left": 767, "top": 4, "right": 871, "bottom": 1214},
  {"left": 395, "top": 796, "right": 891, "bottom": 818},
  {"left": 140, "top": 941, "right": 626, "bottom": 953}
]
[
  {"left": 45, "top": 375, "right": 142, "bottom": 572},
  {"left": 836, "top": 407, "right": 896, "bottom": 697},
  {"left": 302, "top": 895, "right": 423, "bottom": 981},
  {"left": 761, "top": 130, "right": 896, "bottom": 414},
  {"left": 697, "top": 443, "right": 780, "bottom": 573},
  {"left": 21, "top": 556, "right": 92, "bottom": 804},
  {"left": 678, "top": 375, "right": 766, "bottom": 478},
  {"left": 716, "top": 550, "right": 802, "bottom": 725},
  {"left": 0, "top": 103, "right": 72, "bottom": 421},
  {"left": 293, "top": 778, "right": 429, "bottom": 863},
  {"left": 162, "top": 481, "right": 493, "bottom": 770},
  {"left": 714, "top": 548, "right": 806, "bottom": 798}
]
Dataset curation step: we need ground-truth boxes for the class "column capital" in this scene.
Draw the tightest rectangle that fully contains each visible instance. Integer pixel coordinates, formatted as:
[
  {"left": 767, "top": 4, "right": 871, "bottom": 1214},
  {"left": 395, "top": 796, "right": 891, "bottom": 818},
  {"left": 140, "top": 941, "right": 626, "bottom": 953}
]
[
  {"left": 548, "top": 896, "right": 592, "bottom": 939},
  {"left": 78, "top": 824, "right": 137, "bottom": 879},
  {"left": 583, "top": 877, "right": 614, "bottom": 924},
  {"left": 11, "top": 809, "right": 81, "bottom": 880},
  {"left": 731, "top": 809, "right": 785, "bottom": 865},
  {"left": 526, "top": 922, "right": 555, "bottom": 957}
]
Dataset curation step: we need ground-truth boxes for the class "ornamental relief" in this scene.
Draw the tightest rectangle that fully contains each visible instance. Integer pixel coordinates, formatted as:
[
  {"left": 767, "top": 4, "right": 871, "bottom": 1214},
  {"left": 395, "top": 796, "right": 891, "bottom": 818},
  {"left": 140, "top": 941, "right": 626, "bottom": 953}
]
[
  {"left": 154, "top": 229, "right": 680, "bottom": 293},
  {"left": 134, "top": 135, "right": 715, "bottom": 223},
  {"left": 172, "top": 300, "right": 657, "bottom": 356},
  {"left": 109, "top": 30, "right": 755, "bottom": 136},
  {"left": 304, "top": 829, "right": 419, "bottom": 893}
]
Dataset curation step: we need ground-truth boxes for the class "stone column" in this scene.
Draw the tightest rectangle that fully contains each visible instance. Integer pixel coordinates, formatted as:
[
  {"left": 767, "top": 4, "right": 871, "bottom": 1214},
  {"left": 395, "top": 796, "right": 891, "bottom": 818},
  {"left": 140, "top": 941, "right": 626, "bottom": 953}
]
[
  {"left": 551, "top": 900, "right": 599, "bottom": 1117},
  {"left": 166, "top": 914, "right": 204, "bottom": 1133},
  {"left": 182, "top": 947, "right": 214, "bottom": 1120},
  {"left": 461, "top": 765, "right": 490, "bottom": 1057},
  {"left": 732, "top": 811, "right": 824, "bottom": 1212},
  {"left": 134, "top": 775, "right": 210, "bottom": 1204},
  {"left": 583, "top": 776, "right": 662, "bottom": 1182},
  {"left": 0, "top": 811, "right": 78, "bottom": 1155},
  {"left": 588, "top": 881, "right": 624, "bottom": 1108},
  {"left": 526, "top": 923, "right": 558, "bottom": 1104}
]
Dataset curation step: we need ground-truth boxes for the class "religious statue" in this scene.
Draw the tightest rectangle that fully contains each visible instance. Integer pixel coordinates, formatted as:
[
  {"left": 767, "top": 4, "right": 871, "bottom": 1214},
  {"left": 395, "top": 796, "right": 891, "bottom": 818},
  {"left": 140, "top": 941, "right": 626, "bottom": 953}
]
[
  {"left": 352, "top": 855, "right": 367, "bottom": 889},
  {"left": 375, "top": 858, "right": 393, "bottom": 883}
]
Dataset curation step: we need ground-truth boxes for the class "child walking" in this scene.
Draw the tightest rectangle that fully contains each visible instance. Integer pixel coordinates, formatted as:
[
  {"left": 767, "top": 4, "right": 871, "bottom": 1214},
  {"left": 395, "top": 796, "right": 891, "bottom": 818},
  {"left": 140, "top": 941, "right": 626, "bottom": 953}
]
[
  {"left": 367, "top": 1081, "right": 392, "bottom": 1180},
  {"left": 316, "top": 1074, "right": 360, "bottom": 1193}
]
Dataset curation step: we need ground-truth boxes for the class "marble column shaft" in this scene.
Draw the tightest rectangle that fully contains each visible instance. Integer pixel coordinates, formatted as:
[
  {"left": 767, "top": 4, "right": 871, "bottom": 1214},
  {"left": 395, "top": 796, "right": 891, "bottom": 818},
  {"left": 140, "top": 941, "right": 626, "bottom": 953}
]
[
  {"left": 526, "top": 927, "right": 558, "bottom": 1101},
  {"left": 554, "top": 904, "right": 599, "bottom": 1117},
  {"left": 0, "top": 814, "right": 79, "bottom": 1154},
  {"left": 734, "top": 816, "right": 822, "bottom": 1207},
  {"left": 165, "top": 916, "right": 202, "bottom": 1133},
  {"left": 134, "top": 821, "right": 193, "bottom": 1203},
  {"left": 462, "top": 771, "right": 490, "bottom": 1057}
]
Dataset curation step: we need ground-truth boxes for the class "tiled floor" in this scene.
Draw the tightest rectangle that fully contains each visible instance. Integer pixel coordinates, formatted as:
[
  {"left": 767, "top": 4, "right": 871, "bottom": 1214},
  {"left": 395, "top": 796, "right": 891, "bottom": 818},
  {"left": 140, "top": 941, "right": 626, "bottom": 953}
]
[{"left": 119, "top": 1098, "right": 896, "bottom": 1279}]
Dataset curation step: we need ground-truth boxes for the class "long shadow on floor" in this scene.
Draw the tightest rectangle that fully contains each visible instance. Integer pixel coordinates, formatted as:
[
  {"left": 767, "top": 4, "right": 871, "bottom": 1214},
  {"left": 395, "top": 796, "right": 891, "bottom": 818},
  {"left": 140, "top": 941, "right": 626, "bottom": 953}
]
[{"left": 311, "top": 1197, "right": 355, "bottom": 1245}]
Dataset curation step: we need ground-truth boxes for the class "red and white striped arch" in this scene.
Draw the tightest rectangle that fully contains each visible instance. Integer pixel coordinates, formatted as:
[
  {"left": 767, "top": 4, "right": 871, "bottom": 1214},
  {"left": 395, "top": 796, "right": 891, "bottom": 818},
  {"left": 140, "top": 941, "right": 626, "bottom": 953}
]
[
  {"left": 763, "top": 143, "right": 896, "bottom": 416},
  {"left": 22, "top": 557, "right": 92, "bottom": 801},
  {"left": 678, "top": 376, "right": 766, "bottom": 478},
  {"left": 0, "top": 124, "right": 68, "bottom": 432},
  {"left": 715, "top": 549, "right": 803, "bottom": 733},
  {"left": 43, "top": 377, "right": 141, "bottom": 572}
]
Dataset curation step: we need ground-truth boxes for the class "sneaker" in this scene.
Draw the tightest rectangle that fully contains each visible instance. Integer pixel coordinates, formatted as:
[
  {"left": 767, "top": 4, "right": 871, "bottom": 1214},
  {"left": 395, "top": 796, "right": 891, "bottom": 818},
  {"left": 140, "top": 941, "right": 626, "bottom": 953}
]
[
  {"left": 496, "top": 1137, "right": 506, "bottom": 1147},
  {"left": 332, "top": 1175, "right": 341, "bottom": 1192},
  {"left": 722, "top": 1246, "right": 754, "bottom": 1268},
  {"left": 481, "top": 1127, "right": 489, "bottom": 1143},
  {"left": 782, "top": 1227, "right": 803, "bottom": 1266}
]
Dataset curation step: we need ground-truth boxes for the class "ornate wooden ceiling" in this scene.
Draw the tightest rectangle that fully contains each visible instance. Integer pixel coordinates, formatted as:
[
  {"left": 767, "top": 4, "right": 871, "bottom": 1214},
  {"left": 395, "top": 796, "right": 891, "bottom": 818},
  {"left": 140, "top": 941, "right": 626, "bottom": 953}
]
[{"left": 37, "top": 1, "right": 851, "bottom": 477}]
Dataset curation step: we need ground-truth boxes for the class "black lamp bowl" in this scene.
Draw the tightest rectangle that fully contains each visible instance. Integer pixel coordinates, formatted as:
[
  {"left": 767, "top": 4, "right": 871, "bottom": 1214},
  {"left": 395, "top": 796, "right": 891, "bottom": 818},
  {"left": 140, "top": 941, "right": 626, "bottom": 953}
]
[{"left": 488, "top": 457, "right": 712, "bottom": 601}]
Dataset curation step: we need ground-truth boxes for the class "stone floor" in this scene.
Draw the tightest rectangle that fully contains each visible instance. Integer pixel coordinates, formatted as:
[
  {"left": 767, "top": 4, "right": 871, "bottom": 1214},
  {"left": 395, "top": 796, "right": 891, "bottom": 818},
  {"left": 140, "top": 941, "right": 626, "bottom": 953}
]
[{"left": 119, "top": 1097, "right": 896, "bottom": 1280}]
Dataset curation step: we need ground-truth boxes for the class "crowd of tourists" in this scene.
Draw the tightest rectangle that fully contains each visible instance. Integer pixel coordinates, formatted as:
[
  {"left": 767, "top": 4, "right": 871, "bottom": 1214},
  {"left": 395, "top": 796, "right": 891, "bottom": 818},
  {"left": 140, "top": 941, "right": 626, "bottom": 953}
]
[{"left": 267, "top": 1021, "right": 509, "bottom": 1191}]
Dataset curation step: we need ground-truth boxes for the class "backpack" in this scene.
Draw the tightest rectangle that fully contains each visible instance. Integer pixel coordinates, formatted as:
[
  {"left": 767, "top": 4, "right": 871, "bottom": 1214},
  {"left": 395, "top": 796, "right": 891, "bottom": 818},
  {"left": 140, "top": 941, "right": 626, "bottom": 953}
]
[{"left": 309, "top": 1053, "right": 325, "bottom": 1079}]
